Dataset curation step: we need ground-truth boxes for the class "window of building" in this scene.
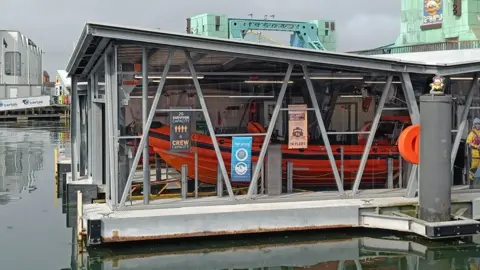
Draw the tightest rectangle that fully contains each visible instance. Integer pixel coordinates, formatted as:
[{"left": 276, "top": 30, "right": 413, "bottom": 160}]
[
  {"left": 215, "top": 16, "right": 221, "bottom": 31},
  {"left": 4, "top": 52, "right": 22, "bottom": 76}
]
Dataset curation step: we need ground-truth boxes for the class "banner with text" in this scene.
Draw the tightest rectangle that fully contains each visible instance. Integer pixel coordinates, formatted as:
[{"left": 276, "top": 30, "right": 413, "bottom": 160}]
[
  {"left": 169, "top": 108, "right": 192, "bottom": 152},
  {"left": 288, "top": 104, "right": 308, "bottom": 149},
  {"left": 231, "top": 136, "right": 253, "bottom": 182},
  {"left": 0, "top": 95, "right": 51, "bottom": 112}
]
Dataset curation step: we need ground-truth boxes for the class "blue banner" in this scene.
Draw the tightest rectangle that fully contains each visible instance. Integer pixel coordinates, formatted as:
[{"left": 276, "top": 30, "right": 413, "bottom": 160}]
[{"left": 231, "top": 136, "right": 253, "bottom": 182}]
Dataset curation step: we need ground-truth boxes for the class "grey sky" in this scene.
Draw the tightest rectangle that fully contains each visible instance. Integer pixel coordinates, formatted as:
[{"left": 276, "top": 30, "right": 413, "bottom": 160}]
[{"left": 0, "top": 0, "right": 400, "bottom": 78}]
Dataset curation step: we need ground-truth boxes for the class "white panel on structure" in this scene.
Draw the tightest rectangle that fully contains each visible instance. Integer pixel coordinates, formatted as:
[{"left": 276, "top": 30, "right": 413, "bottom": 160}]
[{"left": 0, "top": 95, "right": 51, "bottom": 111}]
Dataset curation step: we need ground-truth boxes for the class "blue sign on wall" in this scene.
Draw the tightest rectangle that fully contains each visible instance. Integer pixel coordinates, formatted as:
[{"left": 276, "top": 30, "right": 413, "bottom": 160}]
[{"left": 231, "top": 136, "right": 253, "bottom": 182}]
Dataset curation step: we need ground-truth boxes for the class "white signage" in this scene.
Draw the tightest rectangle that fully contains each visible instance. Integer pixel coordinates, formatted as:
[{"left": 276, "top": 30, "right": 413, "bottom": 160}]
[{"left": 0, "top": 95, "right": 51, "bottom": 111}]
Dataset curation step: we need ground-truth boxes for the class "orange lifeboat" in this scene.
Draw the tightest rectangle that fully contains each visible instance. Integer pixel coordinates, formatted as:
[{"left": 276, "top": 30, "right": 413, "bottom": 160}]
[{"left": 148, "top": 117, "right": 405, "bottom": 188}]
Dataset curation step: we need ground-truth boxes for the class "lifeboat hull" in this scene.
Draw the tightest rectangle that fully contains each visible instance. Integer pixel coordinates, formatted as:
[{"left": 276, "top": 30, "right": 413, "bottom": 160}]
[{"left": 149, "top": 125, "right": 399, "bottom": 188}]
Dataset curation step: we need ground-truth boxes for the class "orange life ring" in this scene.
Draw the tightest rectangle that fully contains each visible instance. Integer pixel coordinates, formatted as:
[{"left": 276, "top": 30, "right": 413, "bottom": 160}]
[{"left": 398, "top": 124, "right": 420, "bottom": 164}]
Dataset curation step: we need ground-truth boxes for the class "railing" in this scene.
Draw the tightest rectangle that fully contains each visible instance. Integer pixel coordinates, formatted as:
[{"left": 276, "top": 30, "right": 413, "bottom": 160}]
[{"left": 351, "top": 40, "right": 480, "bottom": 56}]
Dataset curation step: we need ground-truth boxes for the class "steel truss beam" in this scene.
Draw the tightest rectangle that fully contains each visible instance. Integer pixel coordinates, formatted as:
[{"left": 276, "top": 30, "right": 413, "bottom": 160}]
[
  {"left": 246, "top": 64, "right": 346, "bottom": 199},
  {"left": 351, "top": 75, "right": 393, "bottom": 196},
  {"left": 303, "top": 64, "right": 345, "bottom": 195},
  {"left": 118, "top": 49, "right": 175, "bottom": 209},
  {"left": 400, "top": 72, "right": 421, "bottom": 198},
  {"left": 451, "top": 73, "right": 480, "bottom": 170},
  {"left": 184, "top": 50, "right": 235, "bottom": 198},
  {"left": 246, "top": 63, "right": 294, "bottom": 199}
]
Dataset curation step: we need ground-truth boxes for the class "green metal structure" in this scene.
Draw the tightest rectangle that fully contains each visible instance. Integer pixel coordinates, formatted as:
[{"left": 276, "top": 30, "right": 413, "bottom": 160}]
[
  {"left": 187, "top": 13, "right": 336, "bottom": 51},
  {"left": 354, "top": 0, "right": 480, "bottom": 55}
]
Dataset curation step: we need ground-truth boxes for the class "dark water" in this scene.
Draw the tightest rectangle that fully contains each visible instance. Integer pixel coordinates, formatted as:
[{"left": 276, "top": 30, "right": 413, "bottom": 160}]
[{"left": 1, "top": 122, "right": 480, "bottom": 270}]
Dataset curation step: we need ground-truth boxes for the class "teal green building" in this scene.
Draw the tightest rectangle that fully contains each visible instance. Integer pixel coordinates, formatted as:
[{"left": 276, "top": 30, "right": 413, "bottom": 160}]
[{"left": 358, "top": 0, "right": 480, "bottom": 54}]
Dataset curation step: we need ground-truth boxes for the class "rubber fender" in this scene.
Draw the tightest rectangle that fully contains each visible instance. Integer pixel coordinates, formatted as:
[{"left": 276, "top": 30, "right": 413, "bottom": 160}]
[{"left": 398, "top": 124, "right": 420, "bottom": 165}]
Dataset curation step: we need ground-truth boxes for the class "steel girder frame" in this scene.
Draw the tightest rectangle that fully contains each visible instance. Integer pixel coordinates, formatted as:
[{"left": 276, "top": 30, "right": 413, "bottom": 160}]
[
  {"left": 118, "top": 49, "right": 175, "bottom": 209},
  {"left": 183, "top": 50, "right": 236, "bottom": 198},
  {"left": 245, "top": 63, "right": 293, "bottom": 199},
  {"left": 451, "top": 73, "right": 480, "bottom": 170},
  {"left": 350, "top": 75, "right": 393, "bottom": 196},
  {"left": 400, "top": 72, "right": 421, "bottom": 198},
  {"left": 246, "top": 64, "right": 346, "bottom": 199}
]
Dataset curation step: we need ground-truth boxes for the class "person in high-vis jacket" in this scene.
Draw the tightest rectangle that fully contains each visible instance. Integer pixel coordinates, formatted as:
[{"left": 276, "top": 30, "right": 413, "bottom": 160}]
[{"left": 466, "top": 118, "right": 480, "bottom": 181}]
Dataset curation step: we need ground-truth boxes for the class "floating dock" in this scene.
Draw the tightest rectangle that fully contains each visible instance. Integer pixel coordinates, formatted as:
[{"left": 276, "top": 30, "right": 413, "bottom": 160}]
[{"left": 62, "top": 22, "right": 480, "bottom": 247}]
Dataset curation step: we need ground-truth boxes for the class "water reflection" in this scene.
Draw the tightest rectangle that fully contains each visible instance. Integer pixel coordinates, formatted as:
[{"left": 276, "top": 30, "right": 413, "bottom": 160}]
[
  {"left": 74, "top": 231, "right": 480, "bottom": 270},
  {"left": 0, "top": 121, "right": 69, "bottom": 203}
]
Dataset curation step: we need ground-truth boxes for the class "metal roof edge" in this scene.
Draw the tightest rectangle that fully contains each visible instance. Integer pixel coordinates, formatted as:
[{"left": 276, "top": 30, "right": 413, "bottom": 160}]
[
  {"left": 66, "top": 24, "right": 93, "bottom": 76},
  {"left": 81, "top": 22, "right": 439, "bottom": 75}
]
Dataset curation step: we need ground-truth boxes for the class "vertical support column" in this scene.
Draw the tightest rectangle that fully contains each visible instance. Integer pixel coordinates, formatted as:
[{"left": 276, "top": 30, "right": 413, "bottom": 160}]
[
  {"left": 451, "top": 74, "right": 479, "bottom": 169},
  {"left": 142, "top": 47, "right": 150, "bottom": 204},
  {"left": 303, "top": 64, "right": 345, "bottom": 194},
  {"left": 87, "top": 75, "right": 93, "bottom": 178},
  {"left": 91, "top": 76, "right": 103, "bottom": 186},
  {"left": 118, "top": 49, "right": 174, "bottom": 208},
  {"left": 104, "top": 51, "right": 117, "bottom": 207},
  {"left": 351, "top": 75, "right": 392, "bottom": 195},
  {"left": 419, "top": 95, "right": 452, "bottom": 222},
  {"left": 246, "top": 64, "right": 294, "bottom": 199},
  {"left": 400, "top": 72, "right": 421, "bottom": 198},
  {"left": 70, "top": 75, "right": 79, "bottom": 182},
  {"left": 112, "top": 46, "right": 120, "bottom": 207},
  {"left": 184, "top": 50, "right": 235, "bottom": 198}
]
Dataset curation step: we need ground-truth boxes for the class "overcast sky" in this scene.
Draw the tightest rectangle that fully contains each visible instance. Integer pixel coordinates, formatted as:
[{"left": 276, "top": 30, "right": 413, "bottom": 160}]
[{"left": 0, "top": 0, "right": 401, "bottom": 78}]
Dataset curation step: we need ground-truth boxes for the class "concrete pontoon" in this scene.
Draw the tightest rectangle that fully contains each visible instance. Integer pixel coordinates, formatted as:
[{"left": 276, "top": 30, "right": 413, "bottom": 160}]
[{"left": 65, "top": 22, "right": 480, "bottom": 246}]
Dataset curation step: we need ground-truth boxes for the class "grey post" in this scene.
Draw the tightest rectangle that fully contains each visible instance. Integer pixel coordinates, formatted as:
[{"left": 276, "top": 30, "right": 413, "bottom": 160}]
[
  {"left": 399, "top": 156, "right": 403, "bottom": 188},
  {"left": 181, "top": 164, "right": 188, "bottom": 199},
  {"left": 418, "top": 95, "right": 452, "bottom": 222},
  {"left": 217, "top": 164, "right": 223, "bottom": 197},
  {"left": 451, "top": 73, "right": 479, "bottom": 170},
  {"left": 303, "top": 64, "right": 345, "bottom": 195},
  {"left": 246, "top": 63, "right": 294, "bottom": 199},
  {"left": 286, "top": 161, "right": 293, "bottom": 194},
  {"left": 184, "top": 50, "right": 235, "bottom": 198},
  {"left": 400, "top": 72, "right": 421, "bottom": 198},
  {"left": 142, "top": 47, "right": 151, "bottom": 204},
  {"left": 340, "top": 146, "right": 344, "bottom": 185},
  {"left": 387, "top": 157, "right": 393, "bottom": 189},
  {"left": 351, "top": 75, "right": 392, "bottom": 195},
  {"left": 118, "top": 49, "right": 174, "bottom": 208},
  {"left": 194, "top": 149, "right": 199, "bottom": 198}
]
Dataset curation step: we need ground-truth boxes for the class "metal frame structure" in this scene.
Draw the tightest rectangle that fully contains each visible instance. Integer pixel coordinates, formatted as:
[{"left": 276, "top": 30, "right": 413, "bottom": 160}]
[{"left": 66, "top": 23, "right": 480, "bottom": 211}]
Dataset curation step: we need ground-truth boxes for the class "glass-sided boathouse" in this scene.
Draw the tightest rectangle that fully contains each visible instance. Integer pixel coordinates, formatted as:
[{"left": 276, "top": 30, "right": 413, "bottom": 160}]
[{"left": 65, "top": 22, "right": 480, "bottom": 246}]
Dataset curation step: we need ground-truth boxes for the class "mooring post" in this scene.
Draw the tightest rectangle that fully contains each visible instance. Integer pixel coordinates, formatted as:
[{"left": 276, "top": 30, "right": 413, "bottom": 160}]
[
  {"left": 216, "top": 164, "right": 223, "bottom": 197},
  {"left": 181, "top": 164, "right": 188, "bottom": 199},
  {"left": 286, "top": 161, "right": 293, "bottom": 194},
  {"left": 419, "top": 94, "right": 452, "bottom": 222}
]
